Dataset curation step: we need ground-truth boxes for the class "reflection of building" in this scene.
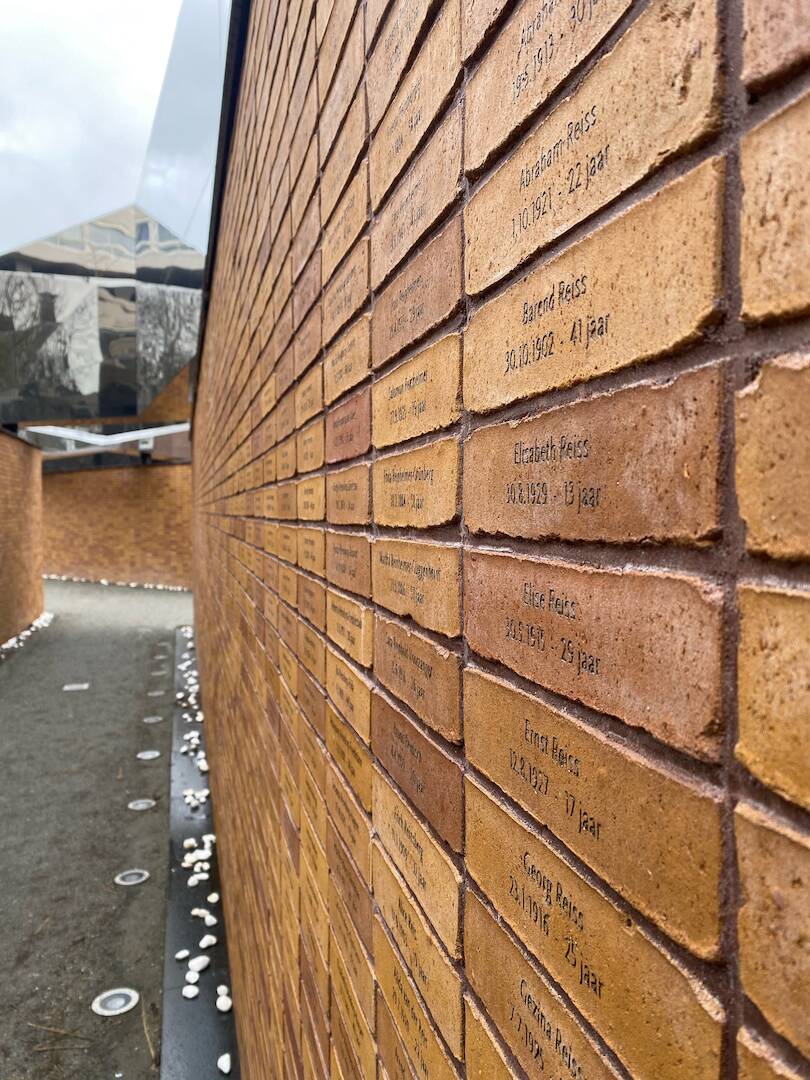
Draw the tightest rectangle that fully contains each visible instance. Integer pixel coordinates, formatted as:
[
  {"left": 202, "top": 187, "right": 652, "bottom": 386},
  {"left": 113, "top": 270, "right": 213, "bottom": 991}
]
[
  {"left": 0, "top": 205, "right": 204, "bottom": 288},
  {"left": 0, "top": 205, "right": 202, "bottom": 423}
]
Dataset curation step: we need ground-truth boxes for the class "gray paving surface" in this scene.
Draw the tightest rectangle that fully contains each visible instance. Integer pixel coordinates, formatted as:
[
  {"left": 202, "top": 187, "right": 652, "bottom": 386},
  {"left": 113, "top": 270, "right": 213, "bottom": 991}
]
[{"left": 0, "top": 581, "right": 193, "bottom": 1080}]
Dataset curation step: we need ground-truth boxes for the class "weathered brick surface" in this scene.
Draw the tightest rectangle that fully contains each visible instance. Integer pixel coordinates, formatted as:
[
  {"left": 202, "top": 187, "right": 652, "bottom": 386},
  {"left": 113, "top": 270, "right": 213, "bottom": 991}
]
[
  {"left": 191, "top": 0, "right": 810, "bottom": 1074},
  {"left": 43, "top": 464, "right": 192, "bottom": 588},
  {"left": 0, "top": 431, "right": 43, "bottom": 643}
]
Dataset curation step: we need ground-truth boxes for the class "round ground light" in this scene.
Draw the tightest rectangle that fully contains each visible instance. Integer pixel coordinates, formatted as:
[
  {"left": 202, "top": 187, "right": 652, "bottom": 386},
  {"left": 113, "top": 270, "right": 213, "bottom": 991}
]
[
  {"left": 91, "top": 988, "right": 140, "bottom": 1017},
  {"left": 128, "top": 798, "right": 156, "bottom": 811},
  {"left": 136, "top": 750, "right": 161, "bottom": 761},
  {"left": 142, "top": 715, "right": 164, "bottom": 725},
  {"left": 114, "top": 869, "right": 150, "bottom": 886}
]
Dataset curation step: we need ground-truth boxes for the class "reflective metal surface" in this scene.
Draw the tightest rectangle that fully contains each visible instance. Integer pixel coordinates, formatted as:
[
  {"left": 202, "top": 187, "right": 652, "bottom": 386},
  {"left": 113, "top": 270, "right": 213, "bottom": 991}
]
[{"left": 0, "top": 207, "right": 201, "bottom": 424}]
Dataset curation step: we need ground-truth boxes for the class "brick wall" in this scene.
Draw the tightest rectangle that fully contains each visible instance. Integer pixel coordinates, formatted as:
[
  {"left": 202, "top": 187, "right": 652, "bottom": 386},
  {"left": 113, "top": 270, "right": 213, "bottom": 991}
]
[
  {"left": 43, "top": 464, "right": 193, "bottom": 588},
  {"left": 0, "top": 431, "right": 43, "bottom": 643},
  {"left": 192, "top": 0, "right": 810, "bottom": 1077}
]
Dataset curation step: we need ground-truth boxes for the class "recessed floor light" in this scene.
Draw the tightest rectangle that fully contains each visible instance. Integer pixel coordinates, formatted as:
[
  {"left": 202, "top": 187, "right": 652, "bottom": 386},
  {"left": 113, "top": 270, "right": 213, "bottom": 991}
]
[
  {"left": 143, "top": 715, "right": 164, "bottom": 724},
  {"left": 137, "top": 750, "right": 161, "bottom": 761},
  {"left": 128, "top": 799, "right": 156, "bottom": 811},
  {"left": 114, "top": 869, "right": 150, "bottom": 886},
  {"left": 91, "top": 988, "right": 139, "bottom": 1016},
  {"left": 63, "top": 683, "right": 89, "bottom": 691}
]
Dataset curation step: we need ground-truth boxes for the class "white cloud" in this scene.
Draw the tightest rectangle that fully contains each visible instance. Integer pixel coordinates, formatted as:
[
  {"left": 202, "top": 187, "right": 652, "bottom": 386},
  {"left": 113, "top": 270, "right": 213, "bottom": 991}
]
[{"left": 0, "top": 1, "right": 182, "bottom": 253}]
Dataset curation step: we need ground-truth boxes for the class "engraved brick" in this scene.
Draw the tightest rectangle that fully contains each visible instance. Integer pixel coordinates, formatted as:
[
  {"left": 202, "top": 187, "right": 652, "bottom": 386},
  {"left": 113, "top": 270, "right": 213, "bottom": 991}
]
[
  {"left": 278, "top": 388, "right": 296, "bottom": 440},
  {"left": 294, "top": 137, "right": 320, "bottom": 230},
  {"left": 321, "top": 92, "right": 367, "bottom": 222},
  {"left": 327, "top": 587, "right": 374, "bottom": 665},
  {"left": 466, "top": 366, "right": 722, "bottom": 543},
  {"left": 373, "top": 917, "right": 460, "bottom": 1080},
  {"left": 327, "top": 701, "right": 373, "bottom": 810},
  {"left": 323, "top": 160, "right": 369, "bottom": 285},
  {"left": 331, "top": 935, "right": 377, "bottom": 1076},
  {"left": 329, "top": 821, "right": 375, "bottom": 954},
  {"left": 465, "top": 667, "right": 722, "bottom": 956},
  {"left": 465, "top": 0, "right": 719, "bottom": 294},
  {"left": 318, "top": 0, "right": 356, "bottom": 101},
  {"left": 373, "top": 334, "right": 461, "bottom": 449},
  {"left": 327, "top": 463, "right": 371, "bottom": 525},
  {"left": 374, "top": 843, "right": 463, "bottom": 1055},
  {"left": 295, "top": 249, "right": 320, "bottom": 334},
  {"left": 294, "top": 192, "right": 321, "bottom": 281},
  {"left": 298, "top": 475, "right": 326, "bottom": 520},
  {"left": 370, "top": 0, "right": 461, "bottom": 208},
  {"left": 371, "top": 107, "right": 462, "bottom": 288},
  {"left": 367, "top": 0, "right": 393, "bottom": 46},
  {"left": 297, "top": 417, "right": 325, "bottom": 473},
  {"left": 466, "top": 0, "right": 630, "bottom": 172},
  {"left": 741, "top": 91, "right": 810, "bottom": 322},
  {"left": 374, "top": 613, "right": 462, "bottom": 741},
  {"left": 320, "top": 11, "right": 364, "bottom": 164},
  {"left": 299, "top": 622, "right": 326, "bottom": 683},
  {"left": 280, "top": 640, "right": 299, "bottom": 691},
  {"left": 324, "top": 316, "right": 372, "bottom": 404},
  {"left": 300, "top": 665, "right": 327, "bottom": 736},
  {"left": 279, "top": 564, "right": 298, "bottom": 608},
  {"left": 367, "top": 0, "right": 437, "bottom": 130},
  {"left": 465, "top": 549, "right": 723, "bottom": 759},
  {"left": 330, "top": 879, "right": 374, "bottom": 1022},
  {"left": 296, "top": 363, "right": 324, "bottom": 428},
  {"left": 318, "top": 0, "right": 335, "bottom": 42},
  {"left": 464, "top": 997, "right": 515, "bottom": 1080},
  {"left": 325, "top": 385, "right": 372, "bottom": 463},
  {"left": 736, "top": 354, "right": 810, "bottom": 559},
  {"left": 328, "top": 760, "right": 372, "bottom": 883},
  {"left": 372, "top": 215, "right": 463, "bottom": 368},
  {"left": 377, "top": 989, "right": 419, "bottom": 1080},
  {"left": 278, "top": 434, "right": 297, "bottom": 480},
  {"left": 465, "top": 892, "right": 619, "bottom": 1080},
  {"left": 737, "top": 585, "right": 810, "bottom": 812},
  {"left": 373, "top": 438, "right": 460, "bottom": 528},
  {"left": 466, "top": 777, "right": 723, "bottom": 1078},
  {"left": 295, "top": 301, "right": 322, "bottom": 378},
  {"left": 736, "top": 802, "right": 810, "bottom": 1059},
  {"left": 327, "top": 644, "right": 373, "bottom": 741},
  {"left": 298, "top": 527, "right": 326, "bottom": 578},
  {"left": 327, "top": 530, "right": 372, "bottom": 597},
  {"left": 464, "top": 158, "right": 723, "bottom": 411},
  {"left": 302, "top": 858, "right": 330, "bottom": 957},
  {"left": 300, "top": 715, "right": 328, "bottom": 792},
  {"left": 743, "top": 0, "right": 810, "bottom": 88},
  {"left": 279, "top": 527, "right": 299, "bottom": 565},
  {"left": 373, "top": 766, "right": 462, "bottom": 956},
  {"left": 372, "top": 692, "right": 463, "bottom": 850},
  {"left": 462, "top": 0, "right": 508, "bottom": 59},
  {"left": 278, "top": 482, "right": 298, "bottom": 521},
  {"left": 323, "top": 238, "right": 369, "bottom": 346},
  {"left": 373, "top": 539, "right": 462, "bottom": 637},
  {"left": 302, "top": 806, "right": 329, "bottom": 902},
  {"left": 738, "top": 1027, "right": 805, "bottom": 1080}
]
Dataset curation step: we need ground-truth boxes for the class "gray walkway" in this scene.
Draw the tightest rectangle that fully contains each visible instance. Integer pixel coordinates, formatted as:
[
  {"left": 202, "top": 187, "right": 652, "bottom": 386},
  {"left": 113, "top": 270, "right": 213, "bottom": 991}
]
[{"left": 0, "top": 581, "right": 193, "bottom": 1079}]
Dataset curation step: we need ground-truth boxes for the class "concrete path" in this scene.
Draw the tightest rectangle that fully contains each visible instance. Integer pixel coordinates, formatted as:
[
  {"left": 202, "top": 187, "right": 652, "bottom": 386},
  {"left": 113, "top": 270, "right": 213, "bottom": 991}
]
[{"left": 0, "top": 581, "right": 193, "bottom": 1079}]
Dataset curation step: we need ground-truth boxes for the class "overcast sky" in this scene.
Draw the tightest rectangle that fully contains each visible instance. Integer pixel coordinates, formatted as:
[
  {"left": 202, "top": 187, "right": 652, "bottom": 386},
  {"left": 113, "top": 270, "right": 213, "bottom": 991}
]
[{"left": 0, "top": 1, "right": 227, "bottom": 256}]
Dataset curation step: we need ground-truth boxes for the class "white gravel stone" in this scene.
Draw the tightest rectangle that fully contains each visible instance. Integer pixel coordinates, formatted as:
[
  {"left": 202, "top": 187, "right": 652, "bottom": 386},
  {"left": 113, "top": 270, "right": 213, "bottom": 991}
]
[{"left": 181, "top": 986, "right": 199, "bottom": 1000}]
